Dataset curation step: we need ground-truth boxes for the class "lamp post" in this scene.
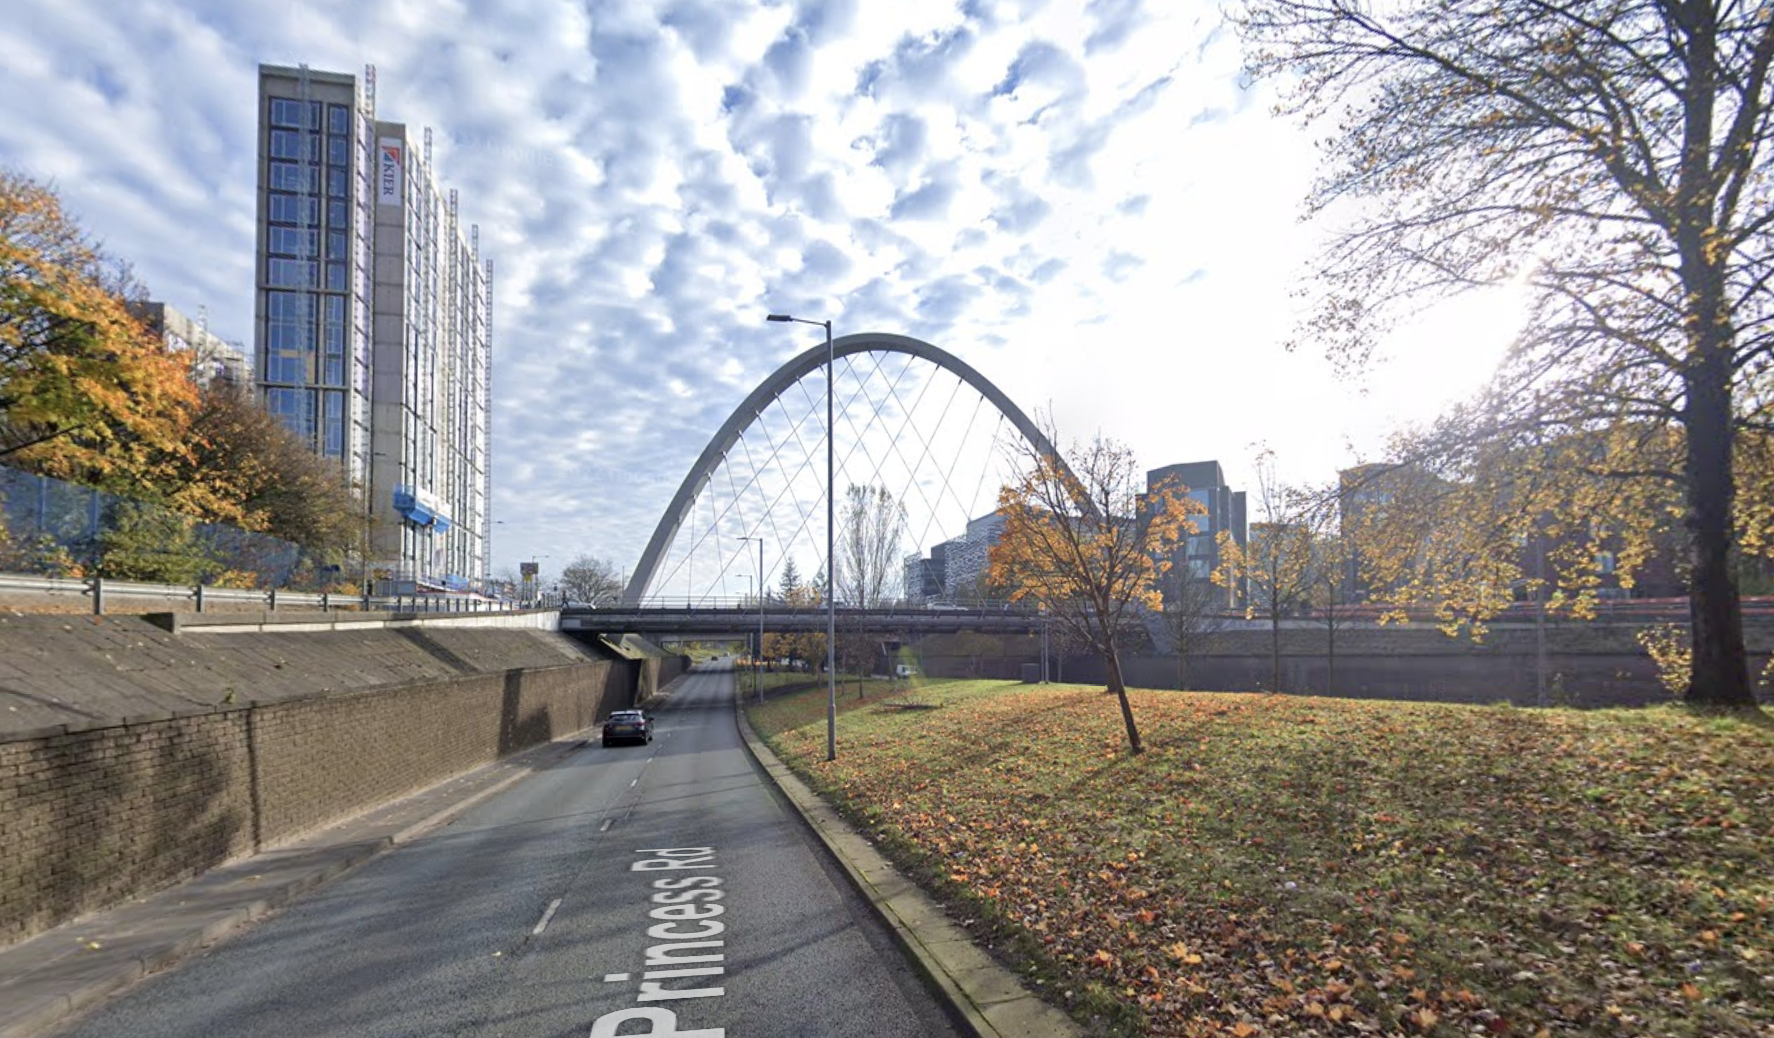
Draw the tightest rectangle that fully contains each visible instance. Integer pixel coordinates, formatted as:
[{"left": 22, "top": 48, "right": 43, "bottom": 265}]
[
  {"left": 767, "top": 312, "right": 837, "bottom": 761},
  {"left": 737, "top": 535, "right": 765, "bottom": 704}
]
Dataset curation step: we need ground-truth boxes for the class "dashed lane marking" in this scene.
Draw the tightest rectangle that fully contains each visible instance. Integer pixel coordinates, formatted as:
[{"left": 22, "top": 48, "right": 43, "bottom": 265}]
[{"left": 532, "top": 898, "right": 562, "bottom": 936}]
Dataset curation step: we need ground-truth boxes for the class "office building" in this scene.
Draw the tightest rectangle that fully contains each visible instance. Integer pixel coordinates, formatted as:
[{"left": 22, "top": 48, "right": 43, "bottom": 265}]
[
  {"left": 253, "top": 64, "right": 492, "bottom": 591},
  {"left": 1147, "top": 461, "right": 1246, "bottom": 608}
]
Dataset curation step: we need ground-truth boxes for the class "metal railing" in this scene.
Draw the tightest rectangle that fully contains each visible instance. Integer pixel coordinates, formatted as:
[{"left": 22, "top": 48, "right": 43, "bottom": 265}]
[{"left": 0, "top": 572, "right": 537, "bottom": 615}]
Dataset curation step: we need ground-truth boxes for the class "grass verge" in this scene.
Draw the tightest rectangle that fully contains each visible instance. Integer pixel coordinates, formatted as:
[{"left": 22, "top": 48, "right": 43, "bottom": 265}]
[{"left": 746, "top": 679, "right": 1774, "bottom": 1038}]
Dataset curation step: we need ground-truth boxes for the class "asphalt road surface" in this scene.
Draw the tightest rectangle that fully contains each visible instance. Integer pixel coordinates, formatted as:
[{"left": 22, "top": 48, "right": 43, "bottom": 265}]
[{"left": 48, "top": 661, "right": 963, "bottom": 1038}]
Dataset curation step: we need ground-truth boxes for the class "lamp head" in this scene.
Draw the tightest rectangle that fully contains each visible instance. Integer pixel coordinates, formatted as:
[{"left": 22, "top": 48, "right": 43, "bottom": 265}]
[{"left": 766, "top": 314, "right": 793, "bottom": 322}]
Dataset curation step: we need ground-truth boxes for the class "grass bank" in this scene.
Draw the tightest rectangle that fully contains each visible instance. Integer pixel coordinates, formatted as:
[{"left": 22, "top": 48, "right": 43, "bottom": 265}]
[{"left": 746, "top": 680, "right": 1773, "bottom": 1037}]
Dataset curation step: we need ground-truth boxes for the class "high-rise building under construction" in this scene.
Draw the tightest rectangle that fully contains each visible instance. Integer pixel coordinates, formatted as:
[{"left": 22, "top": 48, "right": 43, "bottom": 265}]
[{"left": 253, "top": 64, "right": 491, "bottom": 592}]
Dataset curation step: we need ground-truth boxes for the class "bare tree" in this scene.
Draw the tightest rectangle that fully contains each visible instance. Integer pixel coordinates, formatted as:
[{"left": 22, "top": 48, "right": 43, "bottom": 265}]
[
  {"left": 1238, "top": 0, "right": 1774, "bottom": 708},
  {"left": 1156, "top": 561, "right": 1229, "bottom": 691},
  {"left": 1215, "top": 455, "right": 1318, "bottom": 694},
  {"left": 559, "top": 555, "right": 624, "bottom": 606},
  {"left": 836, "top": 484, "right": 906, "bottom": 607}
]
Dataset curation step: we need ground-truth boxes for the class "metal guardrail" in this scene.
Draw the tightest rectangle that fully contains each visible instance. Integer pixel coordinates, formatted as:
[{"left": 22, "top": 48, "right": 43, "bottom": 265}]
[{"left": 0, "top": 572, "right": 534, "bottom": 615}]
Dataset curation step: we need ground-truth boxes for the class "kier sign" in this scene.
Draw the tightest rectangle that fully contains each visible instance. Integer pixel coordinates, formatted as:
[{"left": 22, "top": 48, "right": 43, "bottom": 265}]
[{"left": 377, "top": 137, "right": 402, "bottom": 206}]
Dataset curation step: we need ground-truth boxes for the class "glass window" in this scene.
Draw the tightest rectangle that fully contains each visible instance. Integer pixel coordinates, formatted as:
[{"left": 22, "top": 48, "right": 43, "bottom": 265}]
[
  {"left": 267, "top": 291, "right": 303, "bottom": 320},
  {"left": 269, "top": 161, "right": 302, "bottom": 192},
  {"left": 328, "top": 200, "right": 348, "bottom": 227},
  {"left": 325, "top": 295, "right": 345, "bottom": 321},
  {"left": 328, "top": 135, "right": 349, "bottom": 167},
  {"left": 267, "top": 355, "right": 308, "bottom": 383},
  {"left": 269, "top": 98, "right": 303, "bottom": 128},
  {"left": 268, "top": 323, "right": 305, "bottom": 352},
  {"left": 326, "top": 168, "right": 347, "bottom": 198},
  {"left": 328, "top": 103, "right": 349, "bottom": 134},
  {"left": 324, "top": 357, "right": 345, "bottom": 386},
  {"left": 269, "top": 129, "right": 301, "bottom": 160},
  {"left": 267, "top": 258, "right": 317, "bottom": 287},
  {"left": 326, "top": 262, "right": 347, "bottom": 291},
  {"left": 307, "top": 100, "right": 322, "bottom": 130},
  {"left": 269, "top": 227, "right": 318, "bottom": 256},
  {"left": 326, "top": 231, "right": 347, "bottom": 258}
]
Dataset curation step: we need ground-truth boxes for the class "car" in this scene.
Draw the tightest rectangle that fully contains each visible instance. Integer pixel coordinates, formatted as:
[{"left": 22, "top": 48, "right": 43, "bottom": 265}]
[
  {"left": 894, "top": 663, "right": 918, "bottom": 678},
  {"left": 602, "top": 709, "right": 653, "bottom": 747}
]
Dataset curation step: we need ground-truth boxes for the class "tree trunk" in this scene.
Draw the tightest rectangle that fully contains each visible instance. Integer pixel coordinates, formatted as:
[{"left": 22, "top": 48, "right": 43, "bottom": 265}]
[
  {"left": 1326, "top": 620, "right": 1336, "bottom": 697},
  {"left": 1683, "top": 355, "right": 1755, "bottom": 707},
  {"left": 1105, "top": 650, "right": 1143, "bottom": 755},
  {"left": 1270, "top": 613, "right": 1282, "bottom": 693}
]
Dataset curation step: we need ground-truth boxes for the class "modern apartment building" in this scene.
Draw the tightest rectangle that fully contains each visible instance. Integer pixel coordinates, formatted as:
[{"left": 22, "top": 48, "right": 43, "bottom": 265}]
[{"left": 253, "top": 64, "right": 492, "bottom": 592}]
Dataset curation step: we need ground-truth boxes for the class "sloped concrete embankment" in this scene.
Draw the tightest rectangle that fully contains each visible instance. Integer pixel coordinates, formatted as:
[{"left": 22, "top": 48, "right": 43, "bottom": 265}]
[{"left": 0, "top": 612, "right": 686, "bottom": 947}]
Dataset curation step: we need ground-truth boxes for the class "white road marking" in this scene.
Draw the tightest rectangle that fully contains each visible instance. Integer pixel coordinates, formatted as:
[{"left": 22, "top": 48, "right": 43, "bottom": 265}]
[
  {"left": 604, "top": 973, "right": 630, "bottom": 982},
  {"left": 531, "top": 898, "right": 562, "bottom": 936},
  {"left": 630, "top": 778, "right": 638, "bottom": 788},
  {"left": 600, "top": 819, "right": 613, "bottom": 832}
]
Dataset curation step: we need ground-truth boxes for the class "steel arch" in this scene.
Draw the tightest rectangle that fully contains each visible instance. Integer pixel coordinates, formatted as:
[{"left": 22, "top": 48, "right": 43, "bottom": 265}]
[{"left": 621, "top": 331, "right": 1068, "bottom": 605}]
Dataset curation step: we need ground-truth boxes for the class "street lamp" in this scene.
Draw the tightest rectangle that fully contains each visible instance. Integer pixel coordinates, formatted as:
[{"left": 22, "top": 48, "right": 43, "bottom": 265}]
[
  {"left": 737, "top": 535, "right": 765, "bottom": 705},
  {"left": 767, "top": 312, "right": 837, "bottom": 761}
]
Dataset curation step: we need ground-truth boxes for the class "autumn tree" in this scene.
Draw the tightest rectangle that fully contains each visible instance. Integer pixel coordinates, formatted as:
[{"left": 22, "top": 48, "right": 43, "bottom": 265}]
[
  {"left": 988, "top": 421, "right": 1199, "bottom": 754},
  {"left": 174, "top": 379, "right": 362, "bottom": 558},
  {"left": 762, "top": 578, "right": 826, "bottom": 673},
  {"left": 559, "top": 554, "right": 624, "bottom": 606},
  {"left": 0, "top": 169, "right": 196, "bottom": 495},
  {"left": 1215, "top": 456, "right": 1320, "bottom": 694},
  {"left": 836, "top": 484, "right": 906, "bottom": 607},
  {"left": 1238, "top": 0, "right": 1774, "bottom": 708}
]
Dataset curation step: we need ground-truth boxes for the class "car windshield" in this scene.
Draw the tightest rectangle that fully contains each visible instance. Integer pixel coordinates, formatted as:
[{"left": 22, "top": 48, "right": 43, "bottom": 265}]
[{"left": 611, "top": 712, "right": 643, "bottom": 721}]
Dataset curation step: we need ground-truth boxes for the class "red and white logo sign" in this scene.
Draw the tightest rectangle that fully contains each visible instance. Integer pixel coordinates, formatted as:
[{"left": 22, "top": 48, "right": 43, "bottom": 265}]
[{"left": 378, "top": 137, "right": 402, "bottom": 206}]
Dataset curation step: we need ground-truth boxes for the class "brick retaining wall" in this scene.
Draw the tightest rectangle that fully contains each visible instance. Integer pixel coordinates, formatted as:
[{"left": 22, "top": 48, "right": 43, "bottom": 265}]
[{"left": 0, "top": 658, "right": 634, "bottom": 947}]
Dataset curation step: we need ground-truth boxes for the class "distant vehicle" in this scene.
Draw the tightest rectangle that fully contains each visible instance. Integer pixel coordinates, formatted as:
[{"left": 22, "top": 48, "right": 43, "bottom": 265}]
[
  {"left": 602, "top": 709, "right": 653, "bottom": 747},
  {"left": 926, "top": 602, "right": 968, "bottom": 611},
  {"left": 894, "top": 664, "right": 918, "bottom": 678}
]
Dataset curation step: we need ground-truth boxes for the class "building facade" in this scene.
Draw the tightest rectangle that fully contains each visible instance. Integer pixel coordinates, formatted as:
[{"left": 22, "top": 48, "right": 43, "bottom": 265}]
[
  {"left": 253, "top": 64, "right": 492, "bottom": 591},
  {"left": 1147, "top": 461, "right": 1246, "bottom": 608},
  {"left": 128, "top": 301, "right": 251, "bottom": 386}
]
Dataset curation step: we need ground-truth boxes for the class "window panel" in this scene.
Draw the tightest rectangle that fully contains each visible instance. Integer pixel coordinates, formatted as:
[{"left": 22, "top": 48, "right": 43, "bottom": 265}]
[
  {"left": 267, "top": 291, "right": 303, "bottom": 320},
  {"left": 328, "top": 135, "right": 349, "bottom": 167},
  {"left": 269, "top": 98, "right": 303, "bottom": 128},
  {"left": 328, "top": 200, "right": 348, "bottom": 227},
  {"left": 327, "top": 168, "right": 347, "bottom": 198},
  {"left": 267, "top": 258, "right": 317, "bottom": 288},
  {"left": 269, "top": 129, "right": 301, "bottom": 159},
  {"left": 328, "top": 103, "right": 349, "bottom": 135},
  {"left": 326, "top": 263, "right": 347, "bottom": 291}
]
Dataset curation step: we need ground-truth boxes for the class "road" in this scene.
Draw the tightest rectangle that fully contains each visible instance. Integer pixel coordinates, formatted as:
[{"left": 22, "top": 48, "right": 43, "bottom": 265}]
[{"left": 48, "top": 661, "right": 962, "bottom": 1038}]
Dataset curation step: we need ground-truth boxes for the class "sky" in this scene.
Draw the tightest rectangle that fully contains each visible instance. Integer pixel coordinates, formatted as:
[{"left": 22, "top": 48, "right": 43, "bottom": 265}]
[{"left": 1, "top": 0, "right": 1525, "bottom": 596}]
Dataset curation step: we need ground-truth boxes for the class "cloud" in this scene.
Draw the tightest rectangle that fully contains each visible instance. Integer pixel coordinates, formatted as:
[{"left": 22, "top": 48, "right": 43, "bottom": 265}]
[{"left": 2, "top": 0, "right": 1431, "bottom": 598}]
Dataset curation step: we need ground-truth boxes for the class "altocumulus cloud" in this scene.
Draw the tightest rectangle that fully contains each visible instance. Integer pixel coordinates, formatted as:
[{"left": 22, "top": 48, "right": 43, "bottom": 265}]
[{"left": 0, "top": 0, "right": 1325, "bottom": 580}]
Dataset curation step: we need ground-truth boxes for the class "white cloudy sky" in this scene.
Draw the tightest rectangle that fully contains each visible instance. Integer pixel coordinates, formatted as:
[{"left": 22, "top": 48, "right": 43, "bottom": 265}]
[{"left": 2, "top": 0, "right": 1522, "bottom": 592}]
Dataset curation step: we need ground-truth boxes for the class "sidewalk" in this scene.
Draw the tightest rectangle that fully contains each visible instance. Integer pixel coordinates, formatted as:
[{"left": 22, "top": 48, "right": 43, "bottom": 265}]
[
  {"left": 0, "top": 735, "right": 587, "bottom": 1038},
  {"left": 733, "top": 699, "right": 1082, "bottom": 1038}
]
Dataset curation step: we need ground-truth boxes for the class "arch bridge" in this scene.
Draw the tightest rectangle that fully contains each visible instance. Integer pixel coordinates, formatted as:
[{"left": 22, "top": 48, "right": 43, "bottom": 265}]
[{"left": 614, "top": 331, "right": 1075, "bottom": 627}]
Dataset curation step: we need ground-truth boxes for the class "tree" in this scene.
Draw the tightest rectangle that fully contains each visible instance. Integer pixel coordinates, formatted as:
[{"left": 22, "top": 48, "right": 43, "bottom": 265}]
[
  {"left": 0, "top": 169, "right": 197, "bottom": 496},
  {"left": 1156, "top": 559, "right": 1229, "bottom": 691},
  {"left": 1306, "top": 516, "right": 1354, "bottom": 696},
  {"left": 559, "top": 555, "right": 624, "bottom": 606},
  {"left": 777, "top": 555, "right": 801, "bottom": 602},
  {"left": 988, "top": 420, "right": 1200, "bottom": 754},
  {"left": 1214, "top": 456, "right": 1319, "bottom": 693},
  {"left": 176, "top": 379, "right": 363, "bottom": 556},
  {"left": 836, "top": 484, "right": 906, "bottom": 607},
  {"left": 1238, "top": 0, "right": 1774, "bottom": 708},
  {"left": 96, "top": 499, "right": 210, "bottom": 585},
  {"left": 762, "top": 578, "right": 826, "bottom": 673}
]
